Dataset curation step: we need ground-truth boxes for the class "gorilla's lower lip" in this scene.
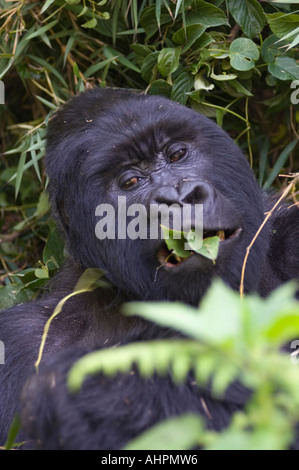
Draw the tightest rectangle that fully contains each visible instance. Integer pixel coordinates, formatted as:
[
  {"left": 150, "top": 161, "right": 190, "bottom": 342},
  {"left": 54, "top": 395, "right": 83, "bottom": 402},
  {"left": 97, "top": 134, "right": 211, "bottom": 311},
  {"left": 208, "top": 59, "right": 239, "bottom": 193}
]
[{"left": 157, "top": 227, "right": 242, "bottom": 269}]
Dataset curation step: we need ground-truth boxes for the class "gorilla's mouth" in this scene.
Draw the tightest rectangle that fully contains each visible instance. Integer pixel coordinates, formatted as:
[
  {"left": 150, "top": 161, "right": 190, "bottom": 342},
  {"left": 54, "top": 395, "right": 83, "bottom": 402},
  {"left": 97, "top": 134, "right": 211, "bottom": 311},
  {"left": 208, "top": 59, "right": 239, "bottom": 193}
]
[{"left": 158, "top": 227, "right": 241, "bottom": 268}]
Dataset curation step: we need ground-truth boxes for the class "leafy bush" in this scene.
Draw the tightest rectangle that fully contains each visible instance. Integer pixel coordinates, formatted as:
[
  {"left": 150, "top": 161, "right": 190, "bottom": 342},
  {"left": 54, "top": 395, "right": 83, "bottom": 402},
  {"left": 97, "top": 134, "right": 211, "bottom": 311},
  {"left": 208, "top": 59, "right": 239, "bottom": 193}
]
[{"left": 65, "top": 279, "right": 299, "bottom": 450}]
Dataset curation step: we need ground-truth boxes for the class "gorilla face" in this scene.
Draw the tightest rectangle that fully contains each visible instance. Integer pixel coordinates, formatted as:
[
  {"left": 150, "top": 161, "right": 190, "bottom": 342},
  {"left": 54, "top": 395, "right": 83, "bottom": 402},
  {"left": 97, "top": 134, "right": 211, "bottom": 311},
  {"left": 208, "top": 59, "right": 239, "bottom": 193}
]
[{"left": 45, "top": 88, "right": 267, "bottom": 304}]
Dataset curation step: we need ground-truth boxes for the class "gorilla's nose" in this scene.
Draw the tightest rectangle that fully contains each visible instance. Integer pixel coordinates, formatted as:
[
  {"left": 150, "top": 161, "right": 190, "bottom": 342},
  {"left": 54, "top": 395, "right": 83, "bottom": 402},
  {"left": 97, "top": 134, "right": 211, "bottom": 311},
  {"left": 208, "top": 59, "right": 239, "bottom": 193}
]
[
  {"left": 150, "top": 180, "right": 216, "bottom": 206},
  {"left": 149, "top": 180, "right": 240, "bottom": 230}
]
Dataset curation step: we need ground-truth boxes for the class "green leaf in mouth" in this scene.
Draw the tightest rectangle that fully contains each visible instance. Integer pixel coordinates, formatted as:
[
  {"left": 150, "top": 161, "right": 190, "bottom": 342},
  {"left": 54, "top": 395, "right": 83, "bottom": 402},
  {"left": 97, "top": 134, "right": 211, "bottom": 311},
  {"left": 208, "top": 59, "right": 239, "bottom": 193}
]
[{"left": 161, "top": 226, "right": 221, "bottom": 263}]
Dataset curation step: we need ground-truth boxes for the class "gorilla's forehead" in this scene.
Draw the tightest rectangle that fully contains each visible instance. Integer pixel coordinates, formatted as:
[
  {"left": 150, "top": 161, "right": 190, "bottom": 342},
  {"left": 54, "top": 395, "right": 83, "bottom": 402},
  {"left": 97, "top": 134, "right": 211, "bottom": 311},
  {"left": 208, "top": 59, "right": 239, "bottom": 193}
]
[
  {"left": 46, "top": 90, "right": 237, "bottom": 180},
  {"left": 86, "top": 99, "right": 215, "bottom": 171},
  {"left": 97, "top": 98, "right": 199, "bottom": 142}
]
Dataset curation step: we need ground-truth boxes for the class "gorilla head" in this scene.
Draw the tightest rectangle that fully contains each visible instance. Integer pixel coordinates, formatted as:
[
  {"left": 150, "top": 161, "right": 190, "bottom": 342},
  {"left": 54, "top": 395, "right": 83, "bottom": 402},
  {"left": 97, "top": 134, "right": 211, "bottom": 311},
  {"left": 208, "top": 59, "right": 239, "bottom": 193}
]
[{"left": 45, "top": 88, "right": 266, "bottom": 304}]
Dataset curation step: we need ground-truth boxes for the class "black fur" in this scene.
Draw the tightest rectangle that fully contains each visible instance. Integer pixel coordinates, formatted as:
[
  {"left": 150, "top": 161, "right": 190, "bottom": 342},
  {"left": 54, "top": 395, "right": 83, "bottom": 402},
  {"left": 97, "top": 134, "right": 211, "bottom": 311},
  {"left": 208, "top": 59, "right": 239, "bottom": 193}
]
[{"left": 0, "top": 88, "right": 298, "bottom": 449}]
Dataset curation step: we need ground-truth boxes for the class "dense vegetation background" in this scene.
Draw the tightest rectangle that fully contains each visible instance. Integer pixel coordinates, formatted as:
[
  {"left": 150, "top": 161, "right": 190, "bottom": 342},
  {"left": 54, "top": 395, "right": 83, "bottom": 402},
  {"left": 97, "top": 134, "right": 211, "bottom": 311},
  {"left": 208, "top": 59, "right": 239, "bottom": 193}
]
[{"left": 0, "top": 0, "right": 299, "bottom": 450}]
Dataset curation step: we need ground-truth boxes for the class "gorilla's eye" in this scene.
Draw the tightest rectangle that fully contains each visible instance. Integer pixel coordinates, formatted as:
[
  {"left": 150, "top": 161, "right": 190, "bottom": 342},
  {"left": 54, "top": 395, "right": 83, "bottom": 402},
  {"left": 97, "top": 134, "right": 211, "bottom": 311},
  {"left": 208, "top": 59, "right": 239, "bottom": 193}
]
[
  {"left": 121, "top": 176, "right": 140, "bottom": 190},
  {"left": 169, "top": 148, "right": 187, "bottom": 163}
]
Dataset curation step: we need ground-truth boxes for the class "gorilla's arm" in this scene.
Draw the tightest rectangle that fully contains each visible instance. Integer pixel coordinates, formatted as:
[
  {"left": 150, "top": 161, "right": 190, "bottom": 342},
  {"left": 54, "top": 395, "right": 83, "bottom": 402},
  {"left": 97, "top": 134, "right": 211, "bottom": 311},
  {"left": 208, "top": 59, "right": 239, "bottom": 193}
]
[
  {"left": 20, "top": 345, "right": 248, "bottom": 450},
  {"left": 0, "top": 297, "right": 61, "bottom": 444}
]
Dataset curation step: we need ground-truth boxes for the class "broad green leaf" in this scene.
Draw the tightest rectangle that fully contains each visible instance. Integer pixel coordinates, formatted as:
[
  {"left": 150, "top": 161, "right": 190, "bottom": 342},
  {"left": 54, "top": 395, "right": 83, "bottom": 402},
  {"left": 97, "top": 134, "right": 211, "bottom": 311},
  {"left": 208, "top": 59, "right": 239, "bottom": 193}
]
[
  {"left": 274, "top": 25, "right": 299, "bottom": 44},
  {"left": 125, "top": 281, "right": 243, "bottom": 345},
  {"left": 268, "top": 56, "right": 299, "bottom": 81},
  {"left": 141, "top": 51, "right": 159, "bottom": 83},
  {"left": 34, "top": 268, "right": 49, "bottom": 280},
  {"left": 131, "top": 44, "right": 153, "bottom": 67},
  {"left": 125, "top": 414, "right": 204, "bottom": 450},
  {"left": 148, "top": 79, "right": 171, "bottom": 98},
  {"left": 206, "top": 428, "right": 290, "bottom": 451},
  {"left": 228, "top": 0, "right": 266, "bottom": 38},
  {"left": 172, "top": 24, "right": 206, "bottom": 52},
  {"left": 186, "top": 1, "right": 229, "bottom": 28},
  {"left": 210, "top": 71, "right": 237, "bottom": 81},
  {"left": 261, "top": 34, "right": 287, "bottom": 63},
  {"left": 192, "top": 32, "right": 213, "bottom": 51},
  {"left": 74, "top": 268, "right": 105, "bottom": 292},
  {"left": 188, "top": 232, "right": 220, "bottom": 262},
  {"left": 229, "top": 38, "right": 259, "bottom": 71},
  {"left": 194, "top": 73, "right": 215, "bottom": 91},
  {"left": 35, "top": 191, "right": 50, "bottom": 217},
  {"left": 229, "top": 79, "right": 253, "bottom": 97},
  {"left": 0, "top": 285, "right": 33, "bottom": 310},
  {"left": 266, "top": 12, "right": 299, "bottom": 39},
  {"left": 265, "top": 313, "right": 299, "bottom": 344},
  {"left": 161, "top": 225, "right": 191, "bottom": 259},
  {"left": 43, "top": 227, "right": 65, "bottom": 268},
  {"left": 82, "top": 18, "right": 97, "bottom": 29},
  {"left": 157, "top": 47, "right": 181, "bottom": 77},
  {"left": 171, "top": 71, "right": 193, "bottom": 104},
  {"left": 239, "top": 283, "right": 299, "bottom": 345},
  {"left": 77, "top": 5, "right": 88, "bottom": 17},
  {"left": 161, "top": 225, "right": 220, "bottom": 261}
]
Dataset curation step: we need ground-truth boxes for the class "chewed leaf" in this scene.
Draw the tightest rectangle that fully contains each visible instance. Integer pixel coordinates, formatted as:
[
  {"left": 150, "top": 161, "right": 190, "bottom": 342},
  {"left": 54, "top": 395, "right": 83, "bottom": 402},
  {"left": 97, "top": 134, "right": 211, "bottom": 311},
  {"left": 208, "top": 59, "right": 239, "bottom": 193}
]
[
  {"left": 161, "top": 225, "right": 191, "bottom": 259},
  {"left": 161, "top": 225, "right": 220, "bottom": 262},
  {"left": 188, "top": 231, "right": 220, "bottom": 262}
]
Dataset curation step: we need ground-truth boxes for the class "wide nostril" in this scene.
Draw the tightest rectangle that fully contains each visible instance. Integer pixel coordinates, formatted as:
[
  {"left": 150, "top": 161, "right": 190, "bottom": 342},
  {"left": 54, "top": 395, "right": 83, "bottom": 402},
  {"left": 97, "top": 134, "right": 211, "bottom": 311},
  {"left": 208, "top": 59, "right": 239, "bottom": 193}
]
[
  {"left": 150, "top": 181, "right": 215, "bottom": 206},
  {"left": 178, "top": 181, "right": 215, "bottom": 205},
  {"left": 150, "top": 187, "right": 181, "bottom": 205}
]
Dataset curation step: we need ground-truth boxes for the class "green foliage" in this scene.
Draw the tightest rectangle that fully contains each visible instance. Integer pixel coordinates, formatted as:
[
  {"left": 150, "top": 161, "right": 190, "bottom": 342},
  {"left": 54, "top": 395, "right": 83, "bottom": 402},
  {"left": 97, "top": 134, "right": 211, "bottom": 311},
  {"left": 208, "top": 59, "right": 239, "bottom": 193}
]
[
  {"left": 124, "top": 414, "right": 205, "bottom": 451},
  {"left": 68, "top": 280, "right": 299, "bottom": 450},
  {"left": 0, "top": 1, "right": 298, "bottom": 294}
]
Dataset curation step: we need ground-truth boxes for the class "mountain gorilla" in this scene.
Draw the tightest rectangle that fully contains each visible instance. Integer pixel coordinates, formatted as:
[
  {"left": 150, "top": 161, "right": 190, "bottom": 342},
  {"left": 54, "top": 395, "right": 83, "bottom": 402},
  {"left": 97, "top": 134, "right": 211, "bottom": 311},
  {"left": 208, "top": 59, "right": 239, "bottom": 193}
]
[{"left": 0, "top": 88, "right": 298, "bottom": 450}]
